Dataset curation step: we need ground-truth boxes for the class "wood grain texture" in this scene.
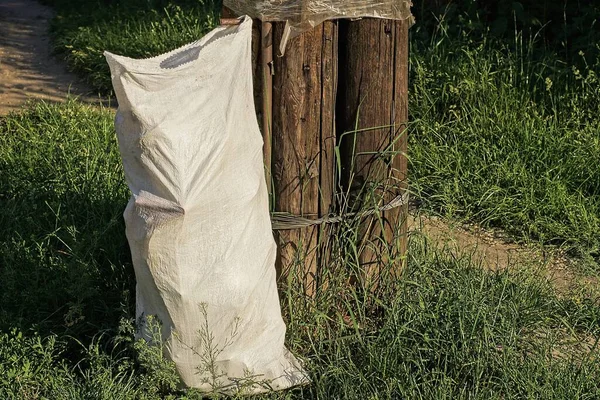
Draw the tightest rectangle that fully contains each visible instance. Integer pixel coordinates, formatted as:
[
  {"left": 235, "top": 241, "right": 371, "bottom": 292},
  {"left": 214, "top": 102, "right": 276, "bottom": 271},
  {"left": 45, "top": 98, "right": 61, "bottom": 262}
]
[
  {"left": 222, "top": 9, "right": 409, "bottom": 293},
  {"left": 317, "top": 21, "right": 338, "bottom": 287},
  {"left": 337, "top": 18, "right": 409, "bottom": 282},
  {"left": 391, "top": 19, "right": 410, "bottom": 272},
  {"left": 272, "top": 23, "right": 333, "bottom": 295},
  {"left": 261, "top": 21, "right": 273, "bottom": 195}
]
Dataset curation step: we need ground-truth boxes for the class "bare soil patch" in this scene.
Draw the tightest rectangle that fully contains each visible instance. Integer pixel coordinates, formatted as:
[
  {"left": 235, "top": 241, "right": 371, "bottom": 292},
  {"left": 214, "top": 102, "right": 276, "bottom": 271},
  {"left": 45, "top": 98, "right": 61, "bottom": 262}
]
[
  {"left": 0, "top": 0, "right": 99, "bottom": 115},
  {"left": 408, "top": 213, "right": 598, "bottom": 296}
]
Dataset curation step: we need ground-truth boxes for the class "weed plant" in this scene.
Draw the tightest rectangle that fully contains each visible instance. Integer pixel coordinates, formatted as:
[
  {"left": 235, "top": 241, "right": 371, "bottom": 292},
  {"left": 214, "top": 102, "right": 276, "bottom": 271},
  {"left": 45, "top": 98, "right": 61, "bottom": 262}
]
[{"left": 0, "top": 100, "right": 131, "bottom": 339}]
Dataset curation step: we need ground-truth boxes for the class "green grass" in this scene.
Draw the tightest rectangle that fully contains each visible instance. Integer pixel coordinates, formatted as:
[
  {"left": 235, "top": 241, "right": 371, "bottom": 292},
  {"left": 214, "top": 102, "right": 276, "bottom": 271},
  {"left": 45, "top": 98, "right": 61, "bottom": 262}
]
[
  {"left": 45, "top": 0, "right": 219, "bottom": 93},
  {"left": 409, "top": 16, "right": 600, "bottom": 267},
  {"left": 1, "top": 100, "right": 599, "bottom": 398},
  {"left": 0, "top": 101, "right": 131, "bottom": 339}
]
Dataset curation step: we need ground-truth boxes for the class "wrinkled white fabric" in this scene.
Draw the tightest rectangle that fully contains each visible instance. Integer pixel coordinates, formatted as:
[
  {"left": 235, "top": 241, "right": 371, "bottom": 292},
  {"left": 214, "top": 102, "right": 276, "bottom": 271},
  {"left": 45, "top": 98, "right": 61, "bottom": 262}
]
[{"left": 104, "top": 16, "right": 307, "bottom": 393}]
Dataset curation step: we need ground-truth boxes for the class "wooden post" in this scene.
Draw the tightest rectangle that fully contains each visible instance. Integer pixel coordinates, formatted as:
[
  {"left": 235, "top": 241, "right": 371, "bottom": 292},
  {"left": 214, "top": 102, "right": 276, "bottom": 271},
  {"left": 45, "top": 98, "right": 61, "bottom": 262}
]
[
  {"left": 221, "top": 10, "right": 271, "bottom": 192},
  {"left": 271, "top": 21, "right": 337, "bottom": 295},
  {"left": 220, "top": 10, "right": 409, "bottom": 293},
  {"left": 261, "top": 22, "right": 274, "bottom": 195},
  {"left": 336, "top": 18, "right": 409, "bottom": 284}
]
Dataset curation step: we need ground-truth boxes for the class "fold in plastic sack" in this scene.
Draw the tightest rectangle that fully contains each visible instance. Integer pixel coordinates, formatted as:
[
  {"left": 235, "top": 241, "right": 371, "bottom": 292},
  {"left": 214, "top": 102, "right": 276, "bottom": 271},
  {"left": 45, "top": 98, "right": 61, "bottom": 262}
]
[{"left": 104, "top": 16, "right": 308, "bottom": 394}]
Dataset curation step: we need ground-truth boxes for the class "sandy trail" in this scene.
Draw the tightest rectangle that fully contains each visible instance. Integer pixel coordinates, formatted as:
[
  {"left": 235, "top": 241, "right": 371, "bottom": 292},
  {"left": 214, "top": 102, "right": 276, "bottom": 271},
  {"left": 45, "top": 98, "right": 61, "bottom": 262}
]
[
  {"left": 408, "top": 213, "right": 586, "bottom": 292},
  {"left": 0, "top": 0, "right": 98, "bottom": 115}
]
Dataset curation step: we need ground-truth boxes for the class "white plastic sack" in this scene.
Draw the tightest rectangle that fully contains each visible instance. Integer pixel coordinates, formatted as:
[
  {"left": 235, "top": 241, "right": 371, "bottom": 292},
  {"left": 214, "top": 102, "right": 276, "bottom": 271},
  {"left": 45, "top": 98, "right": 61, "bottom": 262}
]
[{"left": 104, "top": 16, "right": 307, "bottom": 393}]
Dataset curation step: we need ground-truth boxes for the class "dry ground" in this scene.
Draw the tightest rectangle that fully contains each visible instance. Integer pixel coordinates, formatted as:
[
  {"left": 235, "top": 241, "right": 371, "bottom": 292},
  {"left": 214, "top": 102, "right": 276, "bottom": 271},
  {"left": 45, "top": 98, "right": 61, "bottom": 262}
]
[{"left": 0, "top": 0, "right": 98, "bottom": 115}]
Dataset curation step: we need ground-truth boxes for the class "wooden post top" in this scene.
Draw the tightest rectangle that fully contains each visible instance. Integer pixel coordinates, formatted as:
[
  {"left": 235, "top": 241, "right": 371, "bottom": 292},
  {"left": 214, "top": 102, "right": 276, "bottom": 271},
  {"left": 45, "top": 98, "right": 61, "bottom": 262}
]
[{"left": 220, "top": 18, "right": 242, "bottom": 25}]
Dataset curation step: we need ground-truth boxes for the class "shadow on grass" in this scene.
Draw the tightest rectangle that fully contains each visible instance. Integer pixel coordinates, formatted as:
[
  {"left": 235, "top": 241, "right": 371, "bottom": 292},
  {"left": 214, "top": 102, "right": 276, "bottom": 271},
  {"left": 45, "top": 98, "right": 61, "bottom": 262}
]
[
  {"left": 0, "top": 195, "right": 134, "bottom": 339},
  {"left": 0, "top": 100, "right": 134, "bottom": 343}
]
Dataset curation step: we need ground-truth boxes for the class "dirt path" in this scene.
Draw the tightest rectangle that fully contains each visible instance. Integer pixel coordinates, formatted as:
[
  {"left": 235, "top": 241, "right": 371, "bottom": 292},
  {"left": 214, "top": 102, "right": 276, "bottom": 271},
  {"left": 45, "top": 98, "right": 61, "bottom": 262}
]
[
  {"left": 0, "top": 0, "right": 97, "bottom": 115},
  {"left": 408, "top": 213, "right": 597, "bottom": 296}
]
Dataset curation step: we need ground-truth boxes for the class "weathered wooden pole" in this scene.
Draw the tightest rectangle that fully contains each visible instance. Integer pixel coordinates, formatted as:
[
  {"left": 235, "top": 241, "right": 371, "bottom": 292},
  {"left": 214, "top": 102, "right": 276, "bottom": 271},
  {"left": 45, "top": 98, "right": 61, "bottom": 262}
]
[
  {"left": 260, "top": 21, "right": 273, "bottom": 194},
  {"left": 271, "top": 21, "right": 337, "bottom": 295},
  {"left": 221, "top": 9, "right": 409, "bottom": 293},
  {"left": 337, "top": 18, "right": 409, "bottom": 284}
]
